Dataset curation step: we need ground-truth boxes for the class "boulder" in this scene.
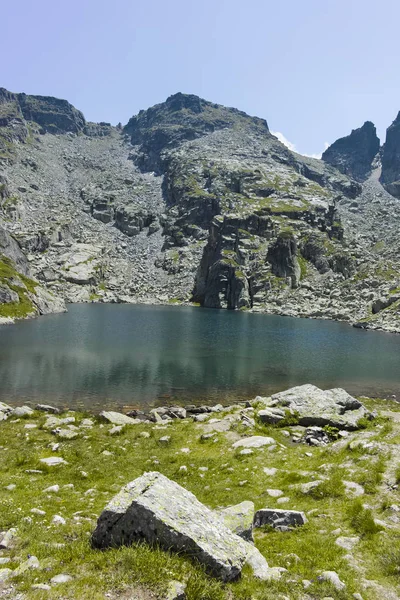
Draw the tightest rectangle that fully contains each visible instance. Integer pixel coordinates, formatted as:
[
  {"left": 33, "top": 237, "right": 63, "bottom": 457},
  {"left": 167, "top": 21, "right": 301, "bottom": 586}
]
[
  {"left": 268, "top": 384, "right": 370, "bottom": 430},
  {"left": 254, "top": 509, "right": 307, "bottom": 530},
  {"left": 214, "top": 501, "right": 254, "bottom": 542},
  {"left": 91, "top": 472, "right": 270, "bottom": 582}
]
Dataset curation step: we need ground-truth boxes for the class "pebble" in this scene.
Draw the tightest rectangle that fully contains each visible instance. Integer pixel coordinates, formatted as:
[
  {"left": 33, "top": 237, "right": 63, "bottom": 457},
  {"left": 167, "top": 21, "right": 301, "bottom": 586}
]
[
  {"left": 51, "top": 573, "right": 73, "bottom": 584},
  {"left": 43, "top": 484, "right": 60, "bottom": 493},
  {"left": 140, "top": 431, "right": 150, "bottom": 438},
  {"left": 52, "top": 515, "right": 66, "bottom": 525},
  {"left": 40, "top": 457, "right": 67, "bottom": 466},
  {"left": 267, "top": 489, "right": 284, "bottom": 497},
  {"left": 31, "top": 508, "right": 46, "bottom": 515},
  {"left": 5, "top": 484, "right": 16, "bottom": 491}
]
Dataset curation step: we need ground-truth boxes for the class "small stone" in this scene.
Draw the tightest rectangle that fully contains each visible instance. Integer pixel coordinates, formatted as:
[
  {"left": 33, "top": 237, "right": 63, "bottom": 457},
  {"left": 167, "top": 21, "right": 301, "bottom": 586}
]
[
  {"left": 166, "top": 580, "right": 186, "bottom": 600},
  {"left": 0, "top": 558, "right": 10, "bottom": 565},
  {"left": 52, "top": 428, "right": 78, "bottom": 440},
  {"left": 40, "top": 457, "right": 67, "bottom": 466},
  {"left": 24, "top": 423, "right": 37, "bottom": 429},
  {"left": 102, "top": 450, "right": 113, "bottom": 456},
  {"left": 318, "top": 570, "right": 346, "bottom": 590},
  {"left": 159, "top": 435, "right": 171, "bottom": 444},
  {"left": 51, "top": 443, "right": 60, "bottom": 452},
  {"left": 232, "top": 436, "right": 276, "bottom": 449},
  {"left": 254, "top": 509, "right": 307, "bottom": 529},
  {"left": 43, "top": 485, "right": 60, "bottom": 493},
  {"left": 179, "top": 466, "right": 188, "bottom": 473},
  {"left": 80, "top": 418, "right": 94, "bottom": 428},
  {"left": 180, "top": 448, "right": 190, "bottom": 453},
  {"left": 267, "top": 489, "right": 284, "bottom": 498},
  {"left": 5, "top": 484, "right": 16, "bottom": 491},
  {"left": 32, "top": 584, "right": 51, "bottom": 591},
  {"left": 36, "top": 404, "right": 61, "bottom": 414},
  {"left": 277, "top": 497, "right": 290, "bottom": 504},
  {"left": 52, "top": 515, "right": 66, "bottom": 525},
  {"left": 14, "top": 555, "right": 40, "bottom": 574},
  {"left": 140, "top": 431, "right": 150, "bottom": 438},
  {"left": 239, "top": 448, "right": 254, "bottom": 455},
  {"left": 263, "top": 467, "right": 278, "bottom": 476},
  {"left": 12, "top": 406, "right": 34, "bottom": 417},
  {"left": 31, "top": 508, "right": 46, "bottom": 515},
  {"left": 50, "top": 573, "right": 73, "bottom": 584},
  {"left": 335, "top": 536, "right": 360, "bottom": 550},
  {"left": 109, "top": 425, "right": 124, "bottom": 435},
  {"left": 0, "top": 568, "right": 12, "bottom": 582},
  {"left": 99, "top": 411, "right": 141, "bottom": 426}
]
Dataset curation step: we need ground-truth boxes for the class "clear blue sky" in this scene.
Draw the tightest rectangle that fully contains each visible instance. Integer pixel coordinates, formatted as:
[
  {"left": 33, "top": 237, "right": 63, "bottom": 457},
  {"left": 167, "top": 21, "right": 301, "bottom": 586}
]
[{"left": 2, "top": 0, "right": 400, "bottom": 156}]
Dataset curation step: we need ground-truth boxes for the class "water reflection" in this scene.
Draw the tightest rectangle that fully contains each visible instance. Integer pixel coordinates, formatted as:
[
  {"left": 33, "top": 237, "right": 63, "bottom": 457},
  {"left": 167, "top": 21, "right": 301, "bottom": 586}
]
[{"left": 0, "top": 304, "right": 399, "bottom": 409}]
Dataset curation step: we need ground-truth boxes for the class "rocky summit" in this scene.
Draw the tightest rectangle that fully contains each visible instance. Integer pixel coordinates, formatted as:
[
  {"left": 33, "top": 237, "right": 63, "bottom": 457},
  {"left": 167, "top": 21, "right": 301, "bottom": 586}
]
[{"left": 1, "top": 87, "right": 400, "bottom": 331}]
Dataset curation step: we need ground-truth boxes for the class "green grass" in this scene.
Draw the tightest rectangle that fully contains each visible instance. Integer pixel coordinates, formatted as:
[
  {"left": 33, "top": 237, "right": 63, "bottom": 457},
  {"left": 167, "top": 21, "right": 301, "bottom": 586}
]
[
  {"left": 0, "top": 400, "right": 399, "bottom": 599},
  {"left": 0, "top": 255, "right": 38, "bottom": 318}
]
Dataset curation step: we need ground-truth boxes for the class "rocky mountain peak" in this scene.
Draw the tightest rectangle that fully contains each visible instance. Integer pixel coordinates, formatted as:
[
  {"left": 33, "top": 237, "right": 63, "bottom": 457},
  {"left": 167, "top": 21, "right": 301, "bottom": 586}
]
[
  {"left": 124, "top": 93, "right": 270, "bottom": 173},
  {"left": 380, "top": 111, "right": 400, "bottom": 197},
  {"left": 322, "top": 121, "right": 380, "bottom": 182}
]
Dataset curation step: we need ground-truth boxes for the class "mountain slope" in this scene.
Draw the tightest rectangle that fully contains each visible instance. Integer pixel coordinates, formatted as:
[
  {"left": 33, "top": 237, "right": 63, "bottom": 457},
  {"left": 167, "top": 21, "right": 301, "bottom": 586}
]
[{"left": 0, "top": 88, "right": 400, "bottom": 331}]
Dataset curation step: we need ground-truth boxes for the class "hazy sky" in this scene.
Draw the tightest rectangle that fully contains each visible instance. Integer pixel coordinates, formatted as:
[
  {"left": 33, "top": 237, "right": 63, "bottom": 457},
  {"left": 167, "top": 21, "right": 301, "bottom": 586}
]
[{"left": 2, "top": 0, "right": 400, "bottom": 156}]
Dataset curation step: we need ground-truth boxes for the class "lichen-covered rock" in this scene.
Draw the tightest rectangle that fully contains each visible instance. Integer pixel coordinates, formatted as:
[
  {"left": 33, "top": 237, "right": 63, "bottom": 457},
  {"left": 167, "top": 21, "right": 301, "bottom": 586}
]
[
  {"left": 214, "top": 501, "right": 254, "bottom": 542},
  {"left": 268, "top": 384, "right": 370, "bottom": 429},
  {"left": 91, "top": 472, "right": 264, "bottom": 582}
]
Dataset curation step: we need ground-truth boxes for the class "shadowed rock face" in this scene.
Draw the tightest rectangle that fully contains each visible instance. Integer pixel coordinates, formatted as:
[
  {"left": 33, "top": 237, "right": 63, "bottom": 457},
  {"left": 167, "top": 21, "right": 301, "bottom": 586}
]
[
  {"left": 322, "top": 121, "right": 380, "bottom": 182},
  {"left": 381, "top": 112, "right": 400, "bottom": 197},
  {"left": 267, "top": 232, "right": 301, "bottom": 288},
  {"left": 0, "top": 88, "right": 86, "bottom": 137}
]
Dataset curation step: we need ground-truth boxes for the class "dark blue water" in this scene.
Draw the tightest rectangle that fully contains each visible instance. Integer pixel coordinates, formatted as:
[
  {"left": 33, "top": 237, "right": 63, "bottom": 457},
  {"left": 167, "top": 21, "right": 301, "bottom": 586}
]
[{"left": 0, "top": 304, "right": 399, "bottom": 410}]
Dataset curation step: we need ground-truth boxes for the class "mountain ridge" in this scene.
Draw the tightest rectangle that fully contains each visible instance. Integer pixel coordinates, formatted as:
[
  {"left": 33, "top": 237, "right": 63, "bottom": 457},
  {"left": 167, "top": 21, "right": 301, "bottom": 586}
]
[{"left": 0, "top": 87, "right": 400, "bottom": 332}]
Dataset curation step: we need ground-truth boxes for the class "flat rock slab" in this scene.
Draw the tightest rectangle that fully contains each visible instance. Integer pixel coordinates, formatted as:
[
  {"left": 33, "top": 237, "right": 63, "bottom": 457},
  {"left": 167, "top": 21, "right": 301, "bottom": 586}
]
[
  {"left": 92, "top": 471, "right": 251, "bottom": 581},
  {"left": 268, "top": 384, "right": 369, "bottom": 430},
  {"left": 254, "top": 508, "right": 307, "bottom": 529},
  {"left": 99, "top": 411, "right": 141, "bottom": 426},
  {"left": 215, "top": 501, "right": 254, "bottom": 542},
  {"left": 40, "top": 457, "right": 68, "bottom": 466},
  {"left": 232, "top": 436, "right": 276, "bottom": 449}
]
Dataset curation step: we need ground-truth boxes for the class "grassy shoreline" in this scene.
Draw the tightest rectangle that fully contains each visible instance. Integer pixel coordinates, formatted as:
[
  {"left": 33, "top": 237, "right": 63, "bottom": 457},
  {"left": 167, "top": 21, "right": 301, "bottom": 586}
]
[{"left": 0, "top": 396, "right": 400, "bottom": 599}]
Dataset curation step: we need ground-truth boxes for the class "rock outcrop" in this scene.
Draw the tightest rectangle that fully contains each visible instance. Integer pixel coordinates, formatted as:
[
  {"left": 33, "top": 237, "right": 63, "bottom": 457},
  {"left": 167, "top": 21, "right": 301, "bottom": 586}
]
[
  {"left": 1, "top": 86, "right": 400, "bottom": 331},
  {"left": 381, "top": 111, "right": 400, "bottom": 197},
  {"left": 322, "top": 121, "right": 380, "bottom": 182},
  {"left": 257, "top": 384, "right": 371, "bottom": 429}
]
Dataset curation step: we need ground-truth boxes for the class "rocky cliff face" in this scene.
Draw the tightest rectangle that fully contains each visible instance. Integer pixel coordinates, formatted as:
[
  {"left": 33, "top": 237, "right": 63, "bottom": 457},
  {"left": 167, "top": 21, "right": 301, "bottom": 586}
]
[
  {"left": 322, "top": 121, "right": 380, "bottom": 182},
  {"left": 0, "top": 88, "right": 400, "bottom": 331},
  {"left": 381, "top": 112, "right": 400, "bottom": 197}
]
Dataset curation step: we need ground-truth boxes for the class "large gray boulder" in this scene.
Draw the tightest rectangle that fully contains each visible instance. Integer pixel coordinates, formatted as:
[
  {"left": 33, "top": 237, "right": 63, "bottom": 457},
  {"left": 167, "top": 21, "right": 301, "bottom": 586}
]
[
  {"left": 92, "top": 472, "right": 272, "bottom": 582},
  {"left": 260, "top": 384, "right": 370, "bottom": 430}
]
